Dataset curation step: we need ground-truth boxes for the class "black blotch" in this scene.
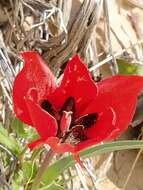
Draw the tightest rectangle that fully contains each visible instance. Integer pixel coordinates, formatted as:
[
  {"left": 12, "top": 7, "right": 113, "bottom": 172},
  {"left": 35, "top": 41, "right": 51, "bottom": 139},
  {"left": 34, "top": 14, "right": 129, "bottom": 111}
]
[
  {"left": 41, "top": 99, "right": 56, "bottom": 116},
  {"left": 61, "top": 97, "right": 75, "bottom": 113},
  {"left": 74, "top": 113, "right": 98, "bottom": 128},
  {"left": 41, "top": 100, "right": 52, "bottom": 111}
]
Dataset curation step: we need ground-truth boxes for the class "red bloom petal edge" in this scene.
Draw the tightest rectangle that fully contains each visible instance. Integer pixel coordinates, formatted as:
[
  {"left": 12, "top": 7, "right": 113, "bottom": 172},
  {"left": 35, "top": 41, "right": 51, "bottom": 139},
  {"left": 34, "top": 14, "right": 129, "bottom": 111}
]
[
  {"left": 13, "top": 51, "right": 57, "bottom": 125},
  {"left": 12, "top": 51, "right": 143, "bottom": 160},
  {"left": 82, "top": 75, "right": 143, "bottom": 142},
  {"left": 25, "top": 88, "right": 58, "bottom": 139},
  {"left": 75, "top": 107, "right": 117, "bottom": 152},
  {"left": 51, "top": 55, "right": 98, "bottom": 116}
]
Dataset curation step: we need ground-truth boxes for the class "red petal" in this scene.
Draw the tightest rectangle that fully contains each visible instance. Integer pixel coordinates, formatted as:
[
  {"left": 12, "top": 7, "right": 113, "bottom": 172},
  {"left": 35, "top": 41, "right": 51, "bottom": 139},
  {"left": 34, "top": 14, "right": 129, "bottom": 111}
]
[
  {"left": 82, "top": 75, "right": 143, "bottom": 138},
  {"left": 28, "top": 137, "right": 84, "bottom": 166},
  {"left": 98, "top": 75, "right": 143, "bottom": 96},
  {"left": 51, "top": 55, "right": 98, "bottom": 115},
  {"left": 28, "top": 137, "right": 74, "bottom": 153},
  {"left": 28, "top": 138, "right": 44, "bottom": 150},
  {"left": 84, "top": 107, "right": 117, "bottom": 138},
  {"left": 25, "top": 88, "right": 58, "bottom": 139},
  {"left": 13, "top": 51, "right": 57, "bottom": 125},
  {"left": 75, "top": 108, "right": 118, "bottom": 152},
  {"left": 98, "top": 75, "right": 143, "bottom": 133},
  {"left": 28, "top": 137, "right": 75, "bottom": 153},
  {"left": 46, "top": 137, "right": 75, "bottom": 153}
]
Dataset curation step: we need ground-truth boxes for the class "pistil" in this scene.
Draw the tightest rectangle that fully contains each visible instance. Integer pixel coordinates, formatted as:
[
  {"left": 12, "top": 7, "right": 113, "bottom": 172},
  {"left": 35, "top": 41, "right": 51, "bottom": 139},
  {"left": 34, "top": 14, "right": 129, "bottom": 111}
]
[{"left": 41, "top": 97, "right": 98, "bottom": 146}]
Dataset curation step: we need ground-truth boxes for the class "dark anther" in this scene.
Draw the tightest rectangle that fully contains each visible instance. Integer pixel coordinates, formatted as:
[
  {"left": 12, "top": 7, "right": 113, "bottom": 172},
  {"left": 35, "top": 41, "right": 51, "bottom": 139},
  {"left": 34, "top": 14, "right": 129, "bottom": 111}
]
[
  {"left": 61, "top": 97, "right": 75, "bottom": 112},
  {"left": 72, "top": 125, "right": 84, "bottom": 139},
  {"left": 63, "top": 125, "right": 88, "bottom": 145},
  {"left": 71, "top": 125, "right": 88, "bottom": 141},
  {"left": 74, "top": 113, "right": 98, "bottom": 128},
  {"left": 41, "top": 100, "right": 56, "bottom": 116}
]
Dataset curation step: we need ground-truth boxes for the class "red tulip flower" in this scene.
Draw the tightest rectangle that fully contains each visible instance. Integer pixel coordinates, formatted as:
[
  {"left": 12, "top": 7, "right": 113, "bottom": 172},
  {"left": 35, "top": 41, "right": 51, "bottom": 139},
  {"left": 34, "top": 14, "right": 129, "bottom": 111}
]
[{"left": 13, "top": 51, "right": 143, "bottom": 156}]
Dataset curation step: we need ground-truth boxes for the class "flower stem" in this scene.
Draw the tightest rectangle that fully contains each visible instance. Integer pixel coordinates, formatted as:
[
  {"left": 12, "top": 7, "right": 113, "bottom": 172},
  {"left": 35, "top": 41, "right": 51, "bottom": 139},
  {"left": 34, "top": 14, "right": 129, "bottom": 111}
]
[{"left": 31, "top": 149, "right": 55, "bottom": 190}]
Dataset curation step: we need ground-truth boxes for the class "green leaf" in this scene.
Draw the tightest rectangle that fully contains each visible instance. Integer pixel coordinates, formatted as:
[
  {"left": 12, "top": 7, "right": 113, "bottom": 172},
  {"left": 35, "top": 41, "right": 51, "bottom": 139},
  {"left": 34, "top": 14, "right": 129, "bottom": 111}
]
[
  {"left": 0, "top": 123, "right": 21, "bottom": 155},
  {"left": 12, "top": 118, "right": 27, "bottom": 137},
  {"left": 22, "top": 161, "right": 37, "bottom": 181},
  {"left": 42, "top": 140, "right": 143, "bottom": 185},
  {"left": 12, "top": 118, "right": 39, "bottom": 140},
  {"left": 12, "top": 181, "right": 24, "bottom": 190},
  {"left": 12, "top": 170, "right": 24, "bottom": 190},
  {"left": 117, "top": 59, "right": 143, "bottom": 75},
  {"left": 39, "top": 182, "right": 64, "bottom": 190}
]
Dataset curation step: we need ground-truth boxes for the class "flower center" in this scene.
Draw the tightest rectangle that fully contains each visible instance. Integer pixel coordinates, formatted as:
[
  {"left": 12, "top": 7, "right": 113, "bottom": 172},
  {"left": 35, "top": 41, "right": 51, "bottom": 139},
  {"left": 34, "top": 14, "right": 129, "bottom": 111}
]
[{"left": 41, "top": 97, "right": 98, "bottom": 146}]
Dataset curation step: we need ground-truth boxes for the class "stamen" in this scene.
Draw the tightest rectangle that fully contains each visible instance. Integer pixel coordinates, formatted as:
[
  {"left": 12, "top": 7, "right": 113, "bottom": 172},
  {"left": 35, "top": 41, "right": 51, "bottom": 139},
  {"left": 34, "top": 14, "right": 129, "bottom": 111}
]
[
  {"left": 74, "top": 113, "right": 98, "bottom": 128},
  {"left": 41, "top": 97, "right": 95, "bottom": 146},
  {"left": 62, "top": 125, "right": 88, "bottom": 146},
  {"left": 72, "top": 125, "right": 84, "bottom": 138},
  {"left": 72, "top": 125, "right": 88, "bottom": 141}
]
